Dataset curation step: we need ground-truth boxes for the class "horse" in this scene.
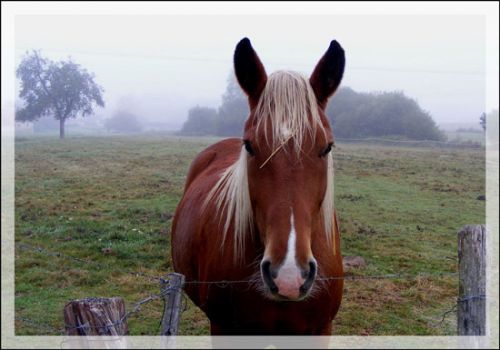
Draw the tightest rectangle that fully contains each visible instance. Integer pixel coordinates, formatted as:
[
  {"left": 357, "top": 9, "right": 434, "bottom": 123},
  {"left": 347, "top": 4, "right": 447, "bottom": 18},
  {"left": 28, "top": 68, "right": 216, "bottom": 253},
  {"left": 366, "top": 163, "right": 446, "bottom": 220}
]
[{"left": 171, "top": 37, "right": 345, "bottom": 335}]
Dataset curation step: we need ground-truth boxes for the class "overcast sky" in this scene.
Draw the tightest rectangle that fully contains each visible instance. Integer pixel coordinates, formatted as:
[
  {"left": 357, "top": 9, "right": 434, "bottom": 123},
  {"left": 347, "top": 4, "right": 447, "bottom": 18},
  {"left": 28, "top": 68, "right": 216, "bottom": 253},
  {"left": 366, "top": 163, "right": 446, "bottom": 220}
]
[{"left": 12, "top": 14, "right": 492, "bottom": 129}]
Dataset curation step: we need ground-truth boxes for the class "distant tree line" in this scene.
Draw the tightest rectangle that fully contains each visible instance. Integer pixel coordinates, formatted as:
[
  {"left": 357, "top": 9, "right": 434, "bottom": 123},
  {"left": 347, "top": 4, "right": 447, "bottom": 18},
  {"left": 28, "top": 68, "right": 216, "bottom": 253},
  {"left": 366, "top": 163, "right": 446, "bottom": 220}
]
[
  {"left": 180, "top": 73, "right": 445, "bottom": 141},
  {"left": 327, "top": 87, "right": 445, "bottom": 140},
  {"left": 181, "top": 74, "right": 249, "bottom": 136},
  {"left": 105, "top": 110, "right": 143, "bottom": 133}
]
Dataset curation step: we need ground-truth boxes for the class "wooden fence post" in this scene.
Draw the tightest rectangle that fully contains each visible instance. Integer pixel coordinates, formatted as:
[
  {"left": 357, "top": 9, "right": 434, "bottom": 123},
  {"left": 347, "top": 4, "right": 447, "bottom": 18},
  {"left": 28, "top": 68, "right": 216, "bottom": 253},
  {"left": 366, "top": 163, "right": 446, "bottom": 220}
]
[
  {"left": 458, "top": 224, "right": 486, "bottom": 336},
  {"left": 63, "top": 297, "right": 128, "bottom": 349},
  {"left": 64, "top": 297, "right": 128, "bottom": 336},
  {"left": 160, "top": 273, "right": 185, "bottom": 336}
]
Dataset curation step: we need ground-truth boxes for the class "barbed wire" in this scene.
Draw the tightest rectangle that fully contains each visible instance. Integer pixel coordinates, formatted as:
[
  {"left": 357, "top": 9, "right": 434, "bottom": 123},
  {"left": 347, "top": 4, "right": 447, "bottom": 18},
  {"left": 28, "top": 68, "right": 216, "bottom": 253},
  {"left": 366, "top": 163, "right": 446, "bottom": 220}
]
[
  {"left": 17, "top": 241, "right": 459, "bottom": 285},
  {"left": 180, "top": 271, "right": 459, "bottom": 285},
  {"left": 16, "top": 290, "right": 168, "bottom": 336},
  {"left": 432, "top": 293, "right": 486, "bottom": 328},
  {"left": 16, "top": 241, "right": 463, "bottom": 335},
  {"left": 64, "top": 290, "right": 169, "bottom": 334},
  {"left": 457, "top": 294, "right": 486, "bottom": 303},
  {"left": 432, "top": 304, "right": 458, "bottom": 328},
  {"left": 17, "top": 273, "right": 484, "bottom": 336}
]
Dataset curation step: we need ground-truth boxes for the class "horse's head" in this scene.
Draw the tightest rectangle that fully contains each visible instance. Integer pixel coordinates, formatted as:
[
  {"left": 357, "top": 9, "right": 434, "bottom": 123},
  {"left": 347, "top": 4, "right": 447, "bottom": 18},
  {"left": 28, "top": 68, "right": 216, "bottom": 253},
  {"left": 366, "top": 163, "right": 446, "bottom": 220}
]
[{"left": 233, "top": 38, "right": 345, "bottom": 301}]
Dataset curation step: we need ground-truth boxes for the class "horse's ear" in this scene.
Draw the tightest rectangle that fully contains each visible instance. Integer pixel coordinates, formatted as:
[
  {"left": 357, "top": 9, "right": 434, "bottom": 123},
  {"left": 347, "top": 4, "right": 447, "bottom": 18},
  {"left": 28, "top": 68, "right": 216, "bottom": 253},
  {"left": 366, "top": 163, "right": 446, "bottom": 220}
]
[
  {"left": 310, "top": 40, "right": 345, "bottom": 109},
  {"left": 234, "top": 38, "right": 267, "bottom": 108}
]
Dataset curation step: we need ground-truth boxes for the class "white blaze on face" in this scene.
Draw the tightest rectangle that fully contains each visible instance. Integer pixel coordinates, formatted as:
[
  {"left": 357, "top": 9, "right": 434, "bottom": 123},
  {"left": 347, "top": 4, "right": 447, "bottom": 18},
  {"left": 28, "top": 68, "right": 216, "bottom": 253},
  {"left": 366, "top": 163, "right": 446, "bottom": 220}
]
[{"left": 274, "top": 213, "right": 305, "bottom": 299}]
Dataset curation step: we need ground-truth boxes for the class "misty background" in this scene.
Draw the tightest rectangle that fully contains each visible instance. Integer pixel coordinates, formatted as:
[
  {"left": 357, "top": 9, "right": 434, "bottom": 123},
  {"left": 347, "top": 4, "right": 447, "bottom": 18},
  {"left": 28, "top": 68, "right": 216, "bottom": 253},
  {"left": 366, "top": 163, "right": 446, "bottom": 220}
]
[{"left": 10, "top": 15, "right": 491, "bottom": 135}]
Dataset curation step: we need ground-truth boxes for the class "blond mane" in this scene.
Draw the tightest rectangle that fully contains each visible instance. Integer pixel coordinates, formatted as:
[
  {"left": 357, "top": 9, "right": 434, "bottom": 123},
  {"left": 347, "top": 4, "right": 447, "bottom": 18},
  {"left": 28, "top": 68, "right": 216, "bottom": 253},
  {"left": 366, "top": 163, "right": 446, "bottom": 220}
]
[
  {"left": 204, "top": 71, "right": 335, "bottom": 262},
  {"left": 255, "top": 71, "right": 325, "bottom": 154}
]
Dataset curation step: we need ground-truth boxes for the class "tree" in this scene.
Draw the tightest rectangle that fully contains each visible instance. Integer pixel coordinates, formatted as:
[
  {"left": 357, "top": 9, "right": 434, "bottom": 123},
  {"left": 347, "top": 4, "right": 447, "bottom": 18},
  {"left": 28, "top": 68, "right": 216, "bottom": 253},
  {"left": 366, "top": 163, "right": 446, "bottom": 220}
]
[
  {"left": 479, "top": 112, "right": 486, "bottom": 131},
  {"left": 16, "top": 51, "right": 104, "bottom": 139},
  {"left": 104, "top": 110, "right": 143, "bottom": 133},
  {"left": 327, "top": 88, "right": 445, "bottom": 141},
  {"left": 179, "top": 72, "right": 249, "bottom": 136},
  {"left": 181, "top": 106, "right": 218, "bottom": 135},
  {"left": 215, "top": 73, "right": 249, "bottom": 136},
  {"left": 181, "top": 73, "right": 445, "bottom": 141}
]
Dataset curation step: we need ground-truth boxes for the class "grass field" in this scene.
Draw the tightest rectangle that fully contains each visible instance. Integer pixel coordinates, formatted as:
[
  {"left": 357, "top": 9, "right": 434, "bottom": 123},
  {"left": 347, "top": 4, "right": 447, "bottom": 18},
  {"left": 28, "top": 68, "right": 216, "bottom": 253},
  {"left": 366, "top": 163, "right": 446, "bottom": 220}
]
[{"left": 14, "top": 135, "right": 485, "bottom": 335}]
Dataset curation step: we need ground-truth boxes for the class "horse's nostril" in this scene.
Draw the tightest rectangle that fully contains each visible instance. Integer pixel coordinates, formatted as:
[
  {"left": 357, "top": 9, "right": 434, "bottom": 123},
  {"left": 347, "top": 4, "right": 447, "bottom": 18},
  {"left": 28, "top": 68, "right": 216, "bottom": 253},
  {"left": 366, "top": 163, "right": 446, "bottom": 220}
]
[
  {"left": 261, "top": 260, "right": 279, "bottom": 294},
  {"left": 299, "top": 260, "right": 317, "bottom": 294},
  {"left": 261, "top": 260, "right": 271, "bottom": 274},
  {"left": 300, "top": 260, "right": 317, "bottom": 280},
  {"left": 308, "top": 260, "right": 317, "bottom": 280}
]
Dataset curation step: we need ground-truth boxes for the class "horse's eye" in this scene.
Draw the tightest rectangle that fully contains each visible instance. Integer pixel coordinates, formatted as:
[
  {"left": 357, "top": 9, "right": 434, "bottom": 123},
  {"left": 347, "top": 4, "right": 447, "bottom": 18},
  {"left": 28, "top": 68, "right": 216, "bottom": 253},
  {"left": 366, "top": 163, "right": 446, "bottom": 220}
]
[
  {"left": 320, "top": 142, "right": 333, "bottom": 157},
  {"left": 243, "top": 140, "right": 255, "bottom": 156}
]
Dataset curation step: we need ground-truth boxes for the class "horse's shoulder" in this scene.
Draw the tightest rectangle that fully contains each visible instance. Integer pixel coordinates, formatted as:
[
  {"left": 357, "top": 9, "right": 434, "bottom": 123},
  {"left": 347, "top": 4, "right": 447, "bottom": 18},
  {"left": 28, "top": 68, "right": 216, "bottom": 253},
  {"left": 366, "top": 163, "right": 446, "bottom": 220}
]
[{"left": 184, "top": 138, "right": 242, "bottom": 190}]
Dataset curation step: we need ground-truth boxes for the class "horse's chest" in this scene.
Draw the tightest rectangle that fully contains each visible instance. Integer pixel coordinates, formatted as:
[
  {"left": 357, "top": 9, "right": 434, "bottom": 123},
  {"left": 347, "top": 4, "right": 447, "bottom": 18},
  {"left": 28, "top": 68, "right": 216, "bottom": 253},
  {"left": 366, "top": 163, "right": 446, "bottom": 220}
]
[{"left": 201, "top": 286, "right": 334, "bottom": 334}]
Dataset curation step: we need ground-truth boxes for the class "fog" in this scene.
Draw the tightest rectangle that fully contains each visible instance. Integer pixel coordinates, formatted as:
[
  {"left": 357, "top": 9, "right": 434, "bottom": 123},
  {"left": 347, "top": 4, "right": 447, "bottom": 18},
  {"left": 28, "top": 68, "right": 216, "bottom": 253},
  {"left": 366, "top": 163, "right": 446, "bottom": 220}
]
[{"left": 11, "top": 14, "right": 495, "bottom": 131}]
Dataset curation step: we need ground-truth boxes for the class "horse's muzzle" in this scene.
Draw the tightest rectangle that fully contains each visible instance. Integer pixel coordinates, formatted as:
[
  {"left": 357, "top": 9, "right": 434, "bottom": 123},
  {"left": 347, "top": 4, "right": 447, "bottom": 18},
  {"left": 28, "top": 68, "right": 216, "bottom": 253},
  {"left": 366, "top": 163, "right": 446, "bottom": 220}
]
[{"left": 261, "top": 259, "right": 317, "bottom": 300}]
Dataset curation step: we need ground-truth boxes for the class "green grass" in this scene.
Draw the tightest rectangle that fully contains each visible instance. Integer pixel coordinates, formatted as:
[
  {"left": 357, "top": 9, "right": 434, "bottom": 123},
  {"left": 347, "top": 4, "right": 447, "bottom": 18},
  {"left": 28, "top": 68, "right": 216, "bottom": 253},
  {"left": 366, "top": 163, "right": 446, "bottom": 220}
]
[{"left": 14, "top": 135, "right": 485, "bottom": 335}]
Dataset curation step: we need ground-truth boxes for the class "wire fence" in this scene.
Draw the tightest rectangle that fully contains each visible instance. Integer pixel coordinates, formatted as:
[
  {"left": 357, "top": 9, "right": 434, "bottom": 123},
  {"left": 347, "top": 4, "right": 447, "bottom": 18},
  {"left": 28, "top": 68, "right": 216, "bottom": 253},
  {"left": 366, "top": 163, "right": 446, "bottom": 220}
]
[
  {"left": 13, "top": 265, "right": 485, "bottom": 337},
  {"left": 15, "top": 268, "right": 180, "bottom": 336},
  {"left": 17, "top": 241, "right": 459, "bottom": 285},
  {"left": 15, "top": 289, "right": 485, "bottom": 337},
  {"left": 16, "top": 287, "right": 170, "bottom": 336},
  {"left": 16, "top": 221, "right": 486, "bottom": 335},
  {"left": 15, "top": 294, "right": 487, "bottom": 337},
  {"left": 63, "top": 292, "right": 168, "bottom": 334},
  {"left": 15, "top": 240, "right": 468, "bottom": 336}
]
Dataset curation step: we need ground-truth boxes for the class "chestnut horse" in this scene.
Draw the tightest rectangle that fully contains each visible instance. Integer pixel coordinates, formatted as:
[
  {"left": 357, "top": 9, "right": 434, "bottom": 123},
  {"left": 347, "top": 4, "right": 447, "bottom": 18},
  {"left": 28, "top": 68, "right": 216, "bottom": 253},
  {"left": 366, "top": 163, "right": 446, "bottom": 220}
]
[{"left": 171, "top": 38, "right": 345, "bottom": 335}]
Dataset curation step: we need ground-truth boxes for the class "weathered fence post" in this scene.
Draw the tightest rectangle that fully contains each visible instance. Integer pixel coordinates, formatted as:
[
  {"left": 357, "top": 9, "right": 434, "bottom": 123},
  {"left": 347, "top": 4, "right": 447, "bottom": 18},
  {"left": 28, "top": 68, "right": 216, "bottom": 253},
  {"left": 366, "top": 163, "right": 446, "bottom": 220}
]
[
  {"left": 64, "top": 297, "right": 128, "bottom": 335},
  {"left": 458, "top": 225, "right": 486, "bottom": 337},
  {"left": 63, "top": 297, "right": 128, "bottom": 349},
  {"left": 160, "top": 273, "right": 185, "bottom": 336}
]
